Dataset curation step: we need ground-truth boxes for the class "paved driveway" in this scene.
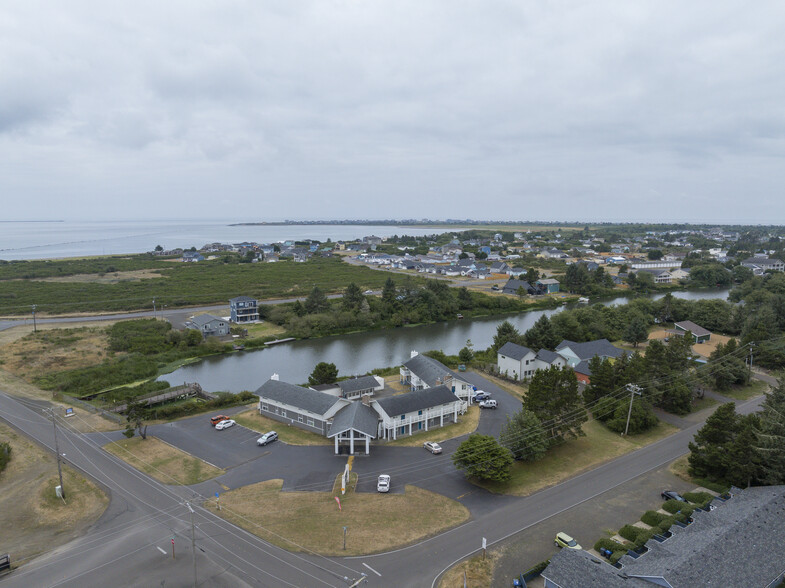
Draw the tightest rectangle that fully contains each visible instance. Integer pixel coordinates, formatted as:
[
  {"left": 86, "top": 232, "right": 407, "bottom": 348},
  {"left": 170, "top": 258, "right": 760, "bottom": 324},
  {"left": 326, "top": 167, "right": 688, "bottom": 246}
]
[{"left": 462, "top": 371, "right": 520, "bottom": 435}]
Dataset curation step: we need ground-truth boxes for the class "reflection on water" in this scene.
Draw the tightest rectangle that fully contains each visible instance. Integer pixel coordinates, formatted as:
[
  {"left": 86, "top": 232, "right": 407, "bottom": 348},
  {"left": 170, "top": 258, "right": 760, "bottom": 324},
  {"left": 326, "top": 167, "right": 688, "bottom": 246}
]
[{"left": 160, "top": 289, "right": 730, "bottom": 393}]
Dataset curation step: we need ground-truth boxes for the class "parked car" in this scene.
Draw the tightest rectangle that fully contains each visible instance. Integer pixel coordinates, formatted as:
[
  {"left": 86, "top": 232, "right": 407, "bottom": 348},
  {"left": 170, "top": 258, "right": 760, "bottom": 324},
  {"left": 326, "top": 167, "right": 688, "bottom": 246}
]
[
  {"left": 364, "top": 290, "right": 374, "bottom": 295},
  {"left": 423, "top": 441, "right": 442, "bottom": 454},
  {"left": 554, "top": 532, "right": 581, "bottom": 550},
  {"left": 377, "top": 474, "right": 391, "bottom": 493},
  {"left": 473, "top": 391, "right": 491, "bottom": 402},
  {"left": 210, "top": 415, "right": 230, "bottom": 426},
  {"left": 661, "top": 490, "right": 687, "bottom": 502},
  {"left": 479, "top": 399, "right": 497, "bottom": 409},
  {"left": 215, "top": 419, "right": 236, "bottom": 430},
  {"left": 257, "top": 431, "right": 278, "bottom": 446},
  {"left": 491, "top": 285, "right": 500, "bottom": 291}
]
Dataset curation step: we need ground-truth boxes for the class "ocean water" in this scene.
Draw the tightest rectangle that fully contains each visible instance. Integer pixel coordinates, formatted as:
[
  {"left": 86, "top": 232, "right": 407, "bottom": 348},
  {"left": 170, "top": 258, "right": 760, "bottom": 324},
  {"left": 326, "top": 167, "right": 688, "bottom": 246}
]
[{"left": 0, "top": 220, "right": 455, "bottom": 261}]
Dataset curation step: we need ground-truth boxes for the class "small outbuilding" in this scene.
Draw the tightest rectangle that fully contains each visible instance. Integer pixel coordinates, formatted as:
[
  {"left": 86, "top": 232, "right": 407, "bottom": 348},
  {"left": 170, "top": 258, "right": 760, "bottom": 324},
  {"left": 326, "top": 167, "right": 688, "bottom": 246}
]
[{"left": 674, "top": 320, "right": 712, "bottom": 344}]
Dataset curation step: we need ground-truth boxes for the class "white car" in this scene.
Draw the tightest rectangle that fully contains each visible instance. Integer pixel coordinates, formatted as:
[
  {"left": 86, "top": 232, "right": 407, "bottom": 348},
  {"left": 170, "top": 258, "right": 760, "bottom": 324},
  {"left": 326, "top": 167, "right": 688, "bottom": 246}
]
[
  {"left": 479, "top": 399, "right": 497, "bottom": 409},
  {"left": 377, "top": 474, "right": 391, "bottom": 493},
  {"left": 214, "top": 419, "right": 236, "bottom": 430},
  {"left": 257, "top": 431, "right": 278, "bottom": 446},
  {"left": 423, "top": 441, "right": 442, "bottom": 454},
  {"left": 364, "top": 290, "right": 374, "bottom": 295}
]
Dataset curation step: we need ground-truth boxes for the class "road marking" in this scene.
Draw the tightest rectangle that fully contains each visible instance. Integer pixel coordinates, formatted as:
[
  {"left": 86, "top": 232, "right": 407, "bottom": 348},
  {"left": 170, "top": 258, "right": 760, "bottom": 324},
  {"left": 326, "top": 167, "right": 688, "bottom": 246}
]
[
  {"left": 456, "top": 490, "right": 474, "bottom": 499},
  {"left": 156, "top": 546, "right": 167, "bottom": 555},
  {"left": 362, "top": 563, "right": 382, "bottom": 576}
]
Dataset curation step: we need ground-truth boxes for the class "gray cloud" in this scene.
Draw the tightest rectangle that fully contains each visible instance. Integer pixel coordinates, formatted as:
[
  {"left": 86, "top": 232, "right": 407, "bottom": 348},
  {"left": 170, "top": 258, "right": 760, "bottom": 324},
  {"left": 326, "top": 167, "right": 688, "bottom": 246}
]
[{"left": 1, "top": 1, "right": 784, "bottom": 222}]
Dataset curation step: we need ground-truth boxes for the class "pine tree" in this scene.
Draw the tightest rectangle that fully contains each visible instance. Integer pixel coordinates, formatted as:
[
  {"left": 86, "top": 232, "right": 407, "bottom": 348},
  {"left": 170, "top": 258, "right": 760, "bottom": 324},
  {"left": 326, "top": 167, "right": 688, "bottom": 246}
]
[
  {"left": 492, "top": 321, "right": 522, "bottom": 353},
  {"left": 452, "top": 434, "right": 513, "bottom": 482},
  {"left": 523, "top": 366, "right": 586, "bottom": 443},
  {"left": 342, "top": 283, "right": 364, "bottom": 311},
  {"left": 523, "top": 315, "right": 560, "bottom": 351},
  {"left": 499, "top": 409, "right": 548, "bottom": 461},
  {"left": 688, "top": 402, "right": 738, "bottom": 481},
  {"left": 756, "top": 378, "right": 785, "bottom": 484},
  {"left": 304, "top": 286, "right": 329, "bottom": 314}
]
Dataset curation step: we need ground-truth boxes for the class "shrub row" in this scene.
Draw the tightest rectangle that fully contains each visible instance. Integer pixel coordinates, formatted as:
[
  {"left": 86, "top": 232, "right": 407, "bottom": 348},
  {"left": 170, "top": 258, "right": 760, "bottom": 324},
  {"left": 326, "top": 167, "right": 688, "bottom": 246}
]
[
  {"left": 143, "top": 391, "right": 256, "bottom": 420},
  {"left": 683, "top": 491, "right": 713, "bottom": 506},
  {"left": 0, "top": 442, "right": 11, "bottom": 473},
  {"left": 662, "top": 499, "right": 695, "bottom": 516},
  {"left": 641, "top": 510, "right": 668, "bottom": 527}
]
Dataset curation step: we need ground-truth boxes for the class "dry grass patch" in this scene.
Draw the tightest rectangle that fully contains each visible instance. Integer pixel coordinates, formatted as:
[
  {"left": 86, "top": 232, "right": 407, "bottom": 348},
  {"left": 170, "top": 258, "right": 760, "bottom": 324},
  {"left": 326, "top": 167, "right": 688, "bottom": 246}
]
[
  {"left": 478, "top": 420, "right": 679, "bottom": 496},
  {"left": 0, "top": 325, "right": 113, "bottom": 381},
  {"left": 439, "top": 552, "right": 499, "bottom": 588},
  {"left": 205, "top": 479, "right": 470, "bottom": 556},
  {"left": 232, "top": 409, "right": 330, "bottom": 445},
  {"left": 0, "top": 423, "right": 109, "bottom": 565},
  {"left": 33, "top": 269, "right": 164, "bottom": 284},
  {"left": 386, "top": 406, "right": 481, "bottom": 446},
  {"left": 243, "top": 321, "right": 286, "bottom": 338},
  {"left": 103, "top": 436, "right": 224, "bottom": 485}
]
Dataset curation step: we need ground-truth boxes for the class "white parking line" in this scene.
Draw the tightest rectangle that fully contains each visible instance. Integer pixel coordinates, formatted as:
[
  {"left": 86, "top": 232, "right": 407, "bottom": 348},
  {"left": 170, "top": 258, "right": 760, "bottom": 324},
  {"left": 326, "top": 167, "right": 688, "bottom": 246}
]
[
  {"left": 156, "top": 546, "right": 167, "bottom": 555},
  {"left": 362, "top": 563, "right": 382, "bottom": 576}
]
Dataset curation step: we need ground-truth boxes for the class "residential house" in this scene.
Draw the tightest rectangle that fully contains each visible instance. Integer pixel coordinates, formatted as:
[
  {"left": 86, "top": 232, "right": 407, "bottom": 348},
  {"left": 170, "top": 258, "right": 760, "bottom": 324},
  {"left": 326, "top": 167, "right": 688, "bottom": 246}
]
[
  {"left": 229, "top": 296, "right": 259, "bottom": 323},
  {"left": 497, "top": 342, "right": 568, "bottom": 380},
  {"left": 669, "top": 267, "right": 691, "bottom": 281},
  {"left": 636, "top": 268, "right": 673, "bottom": 284},
  {"left": 489, "top": 261, "right": 511, "bottom": 274},
  {"left": 556, "top": 339, "right": 626, "bottom": 383},
  {"left": 182, "top": 251, "right": 204, "bottom": 262},
  {"left": 630, "top": 260, "right": 683, "bottom": 270},
  {"left": 674, "top": 320, "right": 711, "bottom": 343},
  {"left": 742, "top": 256, "right": 785, "bottom": 275},
  {"left": 400, "top": 351, "right": 474, "bottom": 401},
  {"left": 374, "top": 385, "right": 461, "bottom": 440},
  {"left": 502, "top": 278, "right": 537, "bottom": 296},
  {"left": 186, "top": 314, "right": 229, "bottom": 338},
  {"left": 542, "top": 485, "right": 785, "bottom": 588},
  {"left": 257, "top": 376, "right": 350, "bottom": 437},
  {"left": 312, "top": 375, "right": 385, "bottom": 400},
  {"left": 537, "top": 278, "right": 561, "bottom": 293}
]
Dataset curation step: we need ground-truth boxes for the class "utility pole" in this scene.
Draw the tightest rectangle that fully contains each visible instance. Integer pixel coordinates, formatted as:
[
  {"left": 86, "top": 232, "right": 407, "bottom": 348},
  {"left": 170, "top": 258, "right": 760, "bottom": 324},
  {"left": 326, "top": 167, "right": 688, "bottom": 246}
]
[
  {"left": 623, "top": 384, "right": 642, "bottom": 437},
  {"left": 343, "top": 526, "right": 347, "bottom": 550},
  {"left": 153, "top": 298, "right": 156, "bottom": 319},
  {"left": 47, "top": 409, "right": 65, "bottom": 498},
  {"left": 32, "top": 304, "right": 37, "bottom": 333},
  {"left": 749, "top": 342, "right": 755, "bottom": 376},
  {"left": 186, "top": 502, "right": 197, "bottom": 587}
]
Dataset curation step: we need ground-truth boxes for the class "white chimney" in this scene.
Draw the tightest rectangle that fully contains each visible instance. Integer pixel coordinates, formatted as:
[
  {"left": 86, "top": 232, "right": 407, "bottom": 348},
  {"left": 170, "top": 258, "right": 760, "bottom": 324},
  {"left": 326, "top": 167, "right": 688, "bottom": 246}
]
[
  {"left": 271, "top": 373, "right": 279, "bottom": 381},
  {"left": 411, "top": 350, "right": 418, "bottom": 358}
]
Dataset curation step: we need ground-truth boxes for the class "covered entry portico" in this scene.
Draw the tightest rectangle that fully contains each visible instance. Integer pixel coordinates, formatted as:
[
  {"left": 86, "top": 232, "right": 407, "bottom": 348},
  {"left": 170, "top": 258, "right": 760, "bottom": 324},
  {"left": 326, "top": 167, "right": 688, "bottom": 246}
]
[{"left": 327, "top": 402, "right": 378, "bottom": 455}]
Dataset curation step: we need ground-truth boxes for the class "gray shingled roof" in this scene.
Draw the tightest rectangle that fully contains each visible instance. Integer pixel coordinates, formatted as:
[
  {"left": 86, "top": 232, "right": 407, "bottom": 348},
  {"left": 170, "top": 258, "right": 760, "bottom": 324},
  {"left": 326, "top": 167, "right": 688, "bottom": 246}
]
[
  {"left": 556, "top": 339, "right": 625, "bottom": 360},
  {"left": 189, "top": 314, "right": 224, "bottom": 328},
  {"left": 376, "top": 385, "right": 459, "bottom": 417},
  {"left": 502, "top": 278, "right": 533, "bottom": 294},
  {"left": 497, "top": 341, "right": 533, "bottom": 361},
  {"left": 536, "top": 349, "right": 565, "bottom": 364},
  {"left": 256, "top": 379, "right": 341, "bottom": 416},
  {"left": 230, "top": 295, "right": 256, "bottom": 303},
  {"left": 544, "top": 485, "right": 785, "bottom": 588},
  {"left": 403, "top": 354, "right": 461, "bottom": 388},
  {"left": 327, "top": 402, "right": 379, "bottom": 438},
  {"left": 338, "top": 375, "right": 380, "bottom": 394},
  {"left": 573, "top": 359, "right": 591, "bottom": 376},
  {"left": 674, "top": 320, "right": 711, "bottom": 337}
]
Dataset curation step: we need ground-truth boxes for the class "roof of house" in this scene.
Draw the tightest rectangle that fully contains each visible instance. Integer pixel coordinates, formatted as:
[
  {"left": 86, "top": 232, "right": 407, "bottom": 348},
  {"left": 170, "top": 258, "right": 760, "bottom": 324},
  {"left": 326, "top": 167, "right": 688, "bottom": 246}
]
[
  {"left": 327, "top": 402, "right": 379, "bottom": 438},
  {"left": 556, "top": 339, "right": 626, "bottom": 360},
  {"left": 536, "top": 349, "right": 565, "bottom": 364},
  {"left": 674, "top": 320, "right": 711, "bottom": 337},
  {"left": 338, "top": 375, "right": 380, "bottom": 394},
  {"left": 573, "top": 359, "right": 592, "bottom": 376},
  {"left": 502, "top": 278, "right": 533, "bottom": 293},
  {"left": 256, "top": 379, "right": 342, "bottom": 416},
  {"left": 743, "top": 256, "right": 784, "bottom": 265},
  {"left": 544, "top": 485, "right": 785, "bottom": 588},
  {"left": 537, "top": 278, "right": 560, "bottom": 285},
  {"left": 402, "top": 354, "right": 463, "bottom": 388},
  {"left": 376, "top": 385, "right": 459, "bottom": 417},
  {"left": 230, "top": 296, "right": 256, "bottom": 303},
  {"left": 189, "top": 314, "right": 224, "bottom": 328},
  {"left": 497, "top": 341, "right": 534, "bottom": 361}
]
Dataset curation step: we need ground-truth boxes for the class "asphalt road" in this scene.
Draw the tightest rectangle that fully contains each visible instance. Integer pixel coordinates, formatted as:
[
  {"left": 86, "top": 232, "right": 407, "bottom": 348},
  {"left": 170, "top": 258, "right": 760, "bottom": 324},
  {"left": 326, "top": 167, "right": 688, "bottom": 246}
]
[{"left": 0, "top": 383, "right": 767, "bottom": 588}]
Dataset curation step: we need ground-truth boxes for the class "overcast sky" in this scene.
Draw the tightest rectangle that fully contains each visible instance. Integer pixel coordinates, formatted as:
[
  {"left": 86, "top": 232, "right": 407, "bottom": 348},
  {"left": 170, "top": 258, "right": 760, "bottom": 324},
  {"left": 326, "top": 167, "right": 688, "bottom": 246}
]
[{"left": 2, "top": 1, "right": 784, "bottom": 224}]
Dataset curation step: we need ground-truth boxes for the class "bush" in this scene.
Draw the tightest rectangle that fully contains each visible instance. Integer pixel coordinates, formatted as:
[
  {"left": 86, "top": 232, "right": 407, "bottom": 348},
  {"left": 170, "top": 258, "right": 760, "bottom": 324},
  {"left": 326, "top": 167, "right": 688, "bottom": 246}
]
[
  {"left": 594, "top": 538, "right": 628, "bottom": 553},
  {"left": 656, "top": 516, "right": 676, "bottom": 532},
  {"left": 683, "top": 491, "right": 713, "bottom": 506},
  {"left": 0, "top": 442, "right": 11, "bottom": 473},
  {"left": 633, "top": 529, "right": 655, "bottom": 549},
  {"left": 618, "top": 524, "right": 642, "bottom": 542},
  {"left": 662, "top": 499, "right": 683, "bottom": 514},
  {"left": 641, "top": 510, "right": 667, "bottom": 527}
]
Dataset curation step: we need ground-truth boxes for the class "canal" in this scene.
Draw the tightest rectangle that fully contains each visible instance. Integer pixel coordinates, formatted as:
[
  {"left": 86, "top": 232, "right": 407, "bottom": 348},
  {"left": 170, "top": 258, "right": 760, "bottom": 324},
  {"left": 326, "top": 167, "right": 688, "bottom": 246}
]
[{"left": 160, "top": 289, "right": 730, "bottom": 393}]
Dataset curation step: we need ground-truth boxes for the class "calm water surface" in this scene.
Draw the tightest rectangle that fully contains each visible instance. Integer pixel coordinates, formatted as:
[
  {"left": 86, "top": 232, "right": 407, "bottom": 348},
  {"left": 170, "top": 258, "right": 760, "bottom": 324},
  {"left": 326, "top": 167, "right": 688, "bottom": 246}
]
[{"left": 161, "top": 289, "right": 730, "bottom": 393}]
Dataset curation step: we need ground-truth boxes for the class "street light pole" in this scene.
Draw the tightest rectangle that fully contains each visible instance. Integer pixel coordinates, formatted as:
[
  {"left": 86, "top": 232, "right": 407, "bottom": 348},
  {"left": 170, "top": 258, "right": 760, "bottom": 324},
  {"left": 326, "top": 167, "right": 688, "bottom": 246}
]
[
  {"left": 153, "top": 298, "right": 156, "bottom": 319},
  {"left": 623, "top": 384, "right": 642, "bottom": 436},
  {"left": 47, "top": 409, "right": 65, "bottom": 498},
  {"left": 32, "top": 304, "right": 37, "bottom": 333}
]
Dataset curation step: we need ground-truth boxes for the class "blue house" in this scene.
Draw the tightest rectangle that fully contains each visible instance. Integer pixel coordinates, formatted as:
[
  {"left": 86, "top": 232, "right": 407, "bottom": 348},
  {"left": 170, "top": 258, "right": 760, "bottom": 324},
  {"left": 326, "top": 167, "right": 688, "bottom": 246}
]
[
  {"left": 537, "top": 278, "right": 560, "bottom": 293},
  {"left": 230, "top": 296, "right": 259, "bottom": 323}
]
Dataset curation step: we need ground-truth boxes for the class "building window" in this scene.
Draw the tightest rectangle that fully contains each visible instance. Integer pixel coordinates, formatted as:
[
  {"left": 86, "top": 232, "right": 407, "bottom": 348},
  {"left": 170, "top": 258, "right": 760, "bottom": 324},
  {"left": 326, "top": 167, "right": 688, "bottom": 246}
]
[
  {"left": 418, "top": 410, "right": 423, "bottom": 416},
  {"left": 307, "top": 418, "right": 314, "bottom": 427},
  {"left": 261, "top": 403, "right": 268, "bottom": 411},
  {"left": 281, "top": 410, "right": 287, "bottom": 418},
  {"left": 298, "top": 415, "right": 303, "bottom": 423},
  {"left": 401, "top": 415, "right": 405, "bottom": 421}
]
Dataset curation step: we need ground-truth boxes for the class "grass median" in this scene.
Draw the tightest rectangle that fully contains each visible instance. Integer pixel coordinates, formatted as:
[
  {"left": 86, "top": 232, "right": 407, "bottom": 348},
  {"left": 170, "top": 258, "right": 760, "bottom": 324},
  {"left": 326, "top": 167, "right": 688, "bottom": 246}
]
[
  {"left": 204, "top": 479, "right": 470, "bottom": 556},
  {"left": 232, "top": 409, "right": 331, "bottom": 445},
  {"left": 103, "top": 436, "right": 224, "bottom": 485}
]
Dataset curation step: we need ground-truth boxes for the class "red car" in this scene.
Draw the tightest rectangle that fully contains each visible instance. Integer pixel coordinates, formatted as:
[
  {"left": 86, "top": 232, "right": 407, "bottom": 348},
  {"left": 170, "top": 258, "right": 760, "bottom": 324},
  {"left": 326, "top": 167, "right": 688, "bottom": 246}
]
[{"left": 210, "top": 415, "right": 229, "bottom": 427}]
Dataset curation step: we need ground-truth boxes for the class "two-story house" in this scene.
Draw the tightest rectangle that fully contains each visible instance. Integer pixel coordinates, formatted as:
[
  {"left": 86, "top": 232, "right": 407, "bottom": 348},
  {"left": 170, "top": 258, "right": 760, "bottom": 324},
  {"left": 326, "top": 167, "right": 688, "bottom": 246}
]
[
  {"left": 373, "top": 385, "right": 461, "bottom": 440},
  {"left": 400, "top": 351, "right": 473, "bottom": 401},
  {"left": 229, "top": 296, "right": 259, "bottom": 323}
]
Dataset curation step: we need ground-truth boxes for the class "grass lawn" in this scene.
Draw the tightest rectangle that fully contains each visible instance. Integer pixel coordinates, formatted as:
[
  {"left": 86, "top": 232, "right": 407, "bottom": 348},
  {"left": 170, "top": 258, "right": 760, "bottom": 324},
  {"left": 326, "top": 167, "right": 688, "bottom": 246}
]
[
  {"left": 204, "top": 479, "right": 470, "bottom": 556},
  {"left": 243, "top": 321, "right": 286, "bottom": 338},
  {"left": 690, "top": 396, "right": 719, "bottom": 413},
  {"left": 103, "top": 436, "right": 224, "bottom": 485},
  {"left": 232, "top": 409, "right": 331, "bottom": 445},
  {"left": 385, "top": 406, "right": 481, "bottom": 447},
  {"left": 439, "top": 552, "right": 499, "bottom": 588},
  {"left": 476, "top": 420, "right": 679, "bottom": 497},
  {"left": 0, "top": 423, "right": 109, "bottom": 565},
  {"left": 721, "top": 378, "right": 769, "bottom": 401}
]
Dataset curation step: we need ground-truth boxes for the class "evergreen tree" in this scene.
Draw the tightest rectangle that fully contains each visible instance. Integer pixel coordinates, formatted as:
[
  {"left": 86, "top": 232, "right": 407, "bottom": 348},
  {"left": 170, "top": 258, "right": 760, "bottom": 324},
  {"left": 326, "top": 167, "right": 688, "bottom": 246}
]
[
  {"left": 523, "top": 315, "right": 560, "bottom": 351},
  {"left": 342, "top": 283, "right": 364, "bottom": 311},
  {"left": 381, "top": 277, "right": 397, "bottom": 306},
  {"left": 308, "top": 362, "right": 339, "bottom": 386},
  {"left": 688, "top": 403, "right": 738, "bottom": 481},
  {"left": 457, "top": 287, "right": 473, "bottom": 309},
  {"left": 304, "top": 286, "right": 329, "bottom": 314},
  {"left": 452, "top": 434, "right": 513, "bottom": 482},
  {"left": 499, "top": 409, "right": 548, "bottom": 461},
  {"left": 606, "top": 399, "right": 658, "bottom": 434},
  {"left": 756, "top": 378, "right": 785, "bottom": 484},
  {"left": 624, "top": 316, "right": 649, "bottom": 348},
  {"left": 492, "top": 321, "right": 522, "bottom": 353},
  {"left": 726, "top": 414, "right": 763, "bottom": 488},
  {"left": 583, "top": 357, "right": 615, "bottom": 403},
  {"left": 523, "top": 366, "right": 586, "bottom": 443}
]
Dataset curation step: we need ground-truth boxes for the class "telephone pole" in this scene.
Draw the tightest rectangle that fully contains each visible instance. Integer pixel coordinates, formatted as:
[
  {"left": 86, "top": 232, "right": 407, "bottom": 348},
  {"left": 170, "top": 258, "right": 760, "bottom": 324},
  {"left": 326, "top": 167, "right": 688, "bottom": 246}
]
[
  {"left": 748, "top": 342, "right": 755, "bottom": 376},
  {"left": 47, "top": 409, "right": 65, "bottom": 498},
  {"left": 186, "top": 502, "right": 197, "bottom": 587},
  {"left": 152, "top": 298, "right": 156, "bottom": 319},
  {"left": 32, "top": 304, "right": 37, "bottom": 333},
  {"left": 623, "top": 384, "right": 642, "bottom": 436}
]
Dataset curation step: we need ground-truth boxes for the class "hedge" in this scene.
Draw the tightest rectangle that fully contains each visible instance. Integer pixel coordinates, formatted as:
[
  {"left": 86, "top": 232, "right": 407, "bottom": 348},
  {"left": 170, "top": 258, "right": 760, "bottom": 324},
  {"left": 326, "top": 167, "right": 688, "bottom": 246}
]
[
  {"left": 143, "top": 391, "right": 256, "bottom": 420},
  {"left": 594, "top": 538, "right": 629, "bottom": 553},
  {"left": 618, "top": 524, "right": 643, "bottom": 542},
  {"left": 0, "top": 442, "right": 10, "bottom": 473},
  {"left": 633, "top": 529, "right": 655, "bottom": 549},
  {"left": 662, "top": 499, "right": 695, "bottom": 515},
  {"left": 656, "top": 516, "right": 677, "bottom": 532},
  {"left": 683, "top": 491, "right": 713, "bottom": 506},
  {"left": 641, "top": 510, "right": 668, "bottom": 527}
]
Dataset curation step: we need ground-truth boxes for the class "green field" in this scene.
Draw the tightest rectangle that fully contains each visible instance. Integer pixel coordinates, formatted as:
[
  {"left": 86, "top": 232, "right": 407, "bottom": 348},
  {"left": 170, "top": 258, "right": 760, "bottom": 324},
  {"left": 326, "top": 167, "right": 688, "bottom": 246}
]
[{"left": 0, "top": 256, "right": 405, "bottom": 315}]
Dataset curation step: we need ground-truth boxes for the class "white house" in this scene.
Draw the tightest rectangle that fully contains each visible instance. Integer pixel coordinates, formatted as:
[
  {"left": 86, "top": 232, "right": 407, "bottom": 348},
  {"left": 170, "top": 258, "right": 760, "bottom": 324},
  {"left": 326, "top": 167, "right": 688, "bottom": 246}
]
[
  {"left": 311, "top": 375, "right": 384, "bottom": 400},
  {"left": 400, "top": 351, "right": 473, "bottom": 401},
  {"left": 373, "top": 385, "right": 461, "bottom": 440},
  {"left": 497, "top": 342, "right": 567, "bottom": 380}
]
